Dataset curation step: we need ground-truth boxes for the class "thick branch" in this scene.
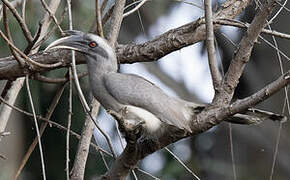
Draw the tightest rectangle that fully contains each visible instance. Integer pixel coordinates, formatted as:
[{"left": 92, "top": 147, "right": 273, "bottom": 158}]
[
  {"left": 103, "top": 66, "right": 290, "bottom": 180},
  {"left": 0, "top": 0, "right": 252, "bottom": 80},
  {"left": 217, "top": 0, "right": 277, "bottom": 104}
]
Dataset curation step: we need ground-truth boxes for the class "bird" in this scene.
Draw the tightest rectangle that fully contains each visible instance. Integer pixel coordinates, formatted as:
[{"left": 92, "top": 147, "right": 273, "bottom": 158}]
[{"left": 45, "top": 30, "right": 286, "bottom": 139}]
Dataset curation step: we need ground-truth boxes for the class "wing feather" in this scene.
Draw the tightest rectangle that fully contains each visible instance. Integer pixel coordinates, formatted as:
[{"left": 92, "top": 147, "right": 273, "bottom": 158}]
[{"left": 103, "top": 73, "right": 190, "bottom": 130}]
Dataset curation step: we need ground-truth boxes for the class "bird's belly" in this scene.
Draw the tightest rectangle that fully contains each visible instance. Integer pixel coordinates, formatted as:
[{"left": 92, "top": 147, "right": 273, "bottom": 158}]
[{"left": 125, "top": 105, "right": 162, "bottom": 134}]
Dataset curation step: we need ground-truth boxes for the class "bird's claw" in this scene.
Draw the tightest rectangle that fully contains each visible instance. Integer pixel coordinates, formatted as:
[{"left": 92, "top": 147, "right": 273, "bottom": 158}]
[{"left": 107, "top": 107, "right": 145, "bottom": 142}]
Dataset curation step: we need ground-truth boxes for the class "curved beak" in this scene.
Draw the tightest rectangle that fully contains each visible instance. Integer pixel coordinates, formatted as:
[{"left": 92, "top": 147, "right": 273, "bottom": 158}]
[{"left": 45, "top": 35, "right": 86, "bottom": 52}]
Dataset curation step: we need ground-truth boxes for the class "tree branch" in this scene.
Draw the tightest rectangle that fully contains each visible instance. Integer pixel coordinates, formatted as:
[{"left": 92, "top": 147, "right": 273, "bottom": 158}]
[
  {"left": 216, "top": 0, "right": 277, "bottom": 104},
  {"left": 107, "top": 0, "right": 126, "bottom": 47},
  {"left": 204, "top": 0, "right": 222, "bottom": 91},
  {"left": 0, "top": 0, "right": 257, "bottom": 80},
  {"left": 1, "top": 0, "right": 33, "bottom": 42},
  {"left": 102, "top": 63, "right": 290, "bottom": 180}
]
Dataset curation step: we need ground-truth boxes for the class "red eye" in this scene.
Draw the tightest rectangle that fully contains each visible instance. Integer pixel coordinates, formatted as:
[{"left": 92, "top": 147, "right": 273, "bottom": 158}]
[{"left": 89, "top": 41, "right": 97, "bottom": 48}]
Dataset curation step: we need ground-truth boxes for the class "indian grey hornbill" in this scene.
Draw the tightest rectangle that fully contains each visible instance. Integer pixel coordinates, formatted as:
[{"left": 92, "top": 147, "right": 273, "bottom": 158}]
[{"left": 45, "top": 30, "right": 285, "bottom": 139}]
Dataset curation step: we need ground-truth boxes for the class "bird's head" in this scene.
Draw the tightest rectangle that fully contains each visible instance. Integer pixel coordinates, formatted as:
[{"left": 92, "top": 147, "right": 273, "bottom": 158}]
[{"left": 45, "top": 30, "right": 116, "bottom": 64}]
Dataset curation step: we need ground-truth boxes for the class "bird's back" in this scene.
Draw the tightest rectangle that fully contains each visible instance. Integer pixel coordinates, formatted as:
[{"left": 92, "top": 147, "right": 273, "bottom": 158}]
[{"left": 104, "top": 73, "right": 194, "bottom": 132}]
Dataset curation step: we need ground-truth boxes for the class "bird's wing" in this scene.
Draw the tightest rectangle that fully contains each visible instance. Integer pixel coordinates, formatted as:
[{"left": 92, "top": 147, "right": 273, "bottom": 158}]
[{"left": 103, "top": 73, "right": 191, "bottom": 131}]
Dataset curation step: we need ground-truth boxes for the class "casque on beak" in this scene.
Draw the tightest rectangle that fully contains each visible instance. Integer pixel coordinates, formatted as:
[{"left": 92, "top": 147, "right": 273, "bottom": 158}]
[{"left": 45, "top": 35, "right": 86, "bottom": 53}]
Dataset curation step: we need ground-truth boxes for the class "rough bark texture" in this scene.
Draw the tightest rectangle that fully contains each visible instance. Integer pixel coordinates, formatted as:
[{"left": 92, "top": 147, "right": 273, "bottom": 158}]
[
  {"left": 0, "top": 0, "right": 252, "bottom": 80},
  {"left": 1, "top": 0, "right": 288, "bottom": 179}
]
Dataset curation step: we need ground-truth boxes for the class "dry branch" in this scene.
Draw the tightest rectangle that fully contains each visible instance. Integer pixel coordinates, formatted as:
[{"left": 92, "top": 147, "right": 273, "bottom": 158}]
[
  {"left": 101, "top": 0, "right": 282, "bottom": 179},
  {"left": 0, "top": 0, "right": 288, "bottom": 179},
  {"left": 204, "top": 0, "right": 222, "bottom": 91},
  {"left": 217, "top": 0, "right": 277, "bottom": 104},
  {"left": 0, "top": 0, "right": 253, "bottom": 80}
]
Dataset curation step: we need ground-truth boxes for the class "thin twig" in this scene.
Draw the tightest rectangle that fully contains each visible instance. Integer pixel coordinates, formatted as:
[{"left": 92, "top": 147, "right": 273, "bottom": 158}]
[
  {"left": 276, "top": 0, "right": 290, "bottom": 12},
  {"left": 259, "top": 35, "right": 290, "bottom": 62},
  {"left": 0, "top": 95, "right": 112, "bottom": 157},
  {"left": 114, "top": 120, "right": 138, "bottom": 178},
  {"left": 218, "top": 0, "right": 276, "bottom": 103},
  {"left": 123, "top": 0, "right": 149, "bottom": 18},
  {"left": 32, "top": 0, "right": 62, "bottom": 52},
  {"left": 228, "top": 124, "right": 237, "bottom": 180},
  {"left": 124, "top": 0, "right": 143, "bottom": 11},
  {"left": 165, "top": 147, "right": 200, "bottom": 180},
  {"left": 66, "top": 1, "right": 94, "bottom": 178},
  {"left": 66, "top": 68, "right": 73, "bottom": 180},
  {"left": 96, "top": 0, "right": 104, "bottom": 37},
  {"left": 268, "top": 0, "right": 288, "bottom": 24},
  {"left": 67, "top": 0, "right": 116, "bottom": 159},
  {"left": 0, "top": 29, "right": 63, "bottom": 68},
  {"left": 66, "top": 0, "right": 115, "bottom": 178},
  {"left": 204, "top": 0, "right": 222, "bottom": 92},
  {"left": 135, "top": 168, "right": 160, "bottom": 180},
  {"left": 268, "top": 22, "right": 286, "bottom": 180},
  {"left": 215, "top": 19, "right": 290, "bottom": 40},
  {"left": 94, "top": 138, "right": 110, "bottom": 170},
  {"left": 229, "top": 71, "right": 290, "bottom": 115},
  {"left": 0, "top": 0, "right": 23, "bottom": 21},
  {"left": 15, "top": 82, "right": 67, "bottom": 179},
  {"left": 39, "top": 0, "right": 63, "bottom": 33},
  {"left": 25, "top": 75, "right": 46, "bottom": 180},
  {"left": 32, "top": 7, "right": 68, "bottom": 50},
  {"left": 1, "top": 0, "right": 33, "bottom": 42},
  {"left": 174, "top": 0, "right": 203, "bottom": 9},
  {"left": 2, "top": 5, "right": 26, "bottom": 67},
  {"left": 269, "top": 121, "right": 283, "bottom": 180},
  {"left": 133, "top": 0, "right": 146, "bottom": 36}
]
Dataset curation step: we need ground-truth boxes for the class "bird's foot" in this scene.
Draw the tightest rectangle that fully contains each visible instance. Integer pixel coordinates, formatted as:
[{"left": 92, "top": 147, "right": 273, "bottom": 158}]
[{"left": 107, "top": 107, "right": 145, "bottom": 143}]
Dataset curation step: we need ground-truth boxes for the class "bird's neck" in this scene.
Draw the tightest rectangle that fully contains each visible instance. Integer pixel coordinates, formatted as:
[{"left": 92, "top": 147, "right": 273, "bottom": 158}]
[
  {"left": 86, "top": 56, "right": 121, "bottom": 110},
  {"left": 86, "top": 55, "right": 118, "bottom": 75}
]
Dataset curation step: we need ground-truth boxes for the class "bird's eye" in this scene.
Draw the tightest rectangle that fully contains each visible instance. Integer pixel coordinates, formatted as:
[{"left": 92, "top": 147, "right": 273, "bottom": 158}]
[{"left": 88, "top": 41, "right": 97, "bottom": 48}]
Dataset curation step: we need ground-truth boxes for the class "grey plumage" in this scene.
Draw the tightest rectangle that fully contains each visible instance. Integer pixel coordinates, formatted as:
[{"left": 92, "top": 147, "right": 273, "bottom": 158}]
[{"left": 45, "top": 31, "right": 286, "bottom": 138}]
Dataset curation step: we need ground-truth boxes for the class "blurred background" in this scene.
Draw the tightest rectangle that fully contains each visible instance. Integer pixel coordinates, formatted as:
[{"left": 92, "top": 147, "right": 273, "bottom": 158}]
[{"left": 0, "top": 0, "right": 290, "bottom": 179}]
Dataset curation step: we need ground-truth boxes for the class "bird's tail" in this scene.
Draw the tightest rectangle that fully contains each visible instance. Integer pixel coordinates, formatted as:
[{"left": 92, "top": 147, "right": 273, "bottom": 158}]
[
  {"left": 227, "top": 108, "right": 287, "bottom": 125},
  {"left": 183, "top": 101, "right": 286, "bottom": 125}
]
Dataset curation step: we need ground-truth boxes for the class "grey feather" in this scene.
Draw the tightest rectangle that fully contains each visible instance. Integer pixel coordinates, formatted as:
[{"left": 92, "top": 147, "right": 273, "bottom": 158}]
[
  {"left": 103, "top": 73, "right": 193, "bottom": 132},
  {"left": 45, "top": 31, "right": 287, "bottom": 137}
]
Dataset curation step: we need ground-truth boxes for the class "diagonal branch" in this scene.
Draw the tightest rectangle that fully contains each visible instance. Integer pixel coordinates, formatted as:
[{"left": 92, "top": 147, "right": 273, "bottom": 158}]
[
  {"left": 107, "top": 0, "right": 126, "bottom": 47},
  {"left": 0, "top": 95, "right": 112, "bottom": 156},
  {"left": 2, "top": 4, "right": 26, "bottom": 67},
  {"left": 103, "top": 64, "right": 290, "bottom": 179},
  {"left": 0, "top": 29, "right": 62, "bottom": 69},
  {"left": 0, "top": 0, "right": 260, "bottom": 80},
  {"left": 1, "top": 0, "right": 33, "bottom": 42},
  {"left": 123, "top": 0, "right": 149, "bottom": 18},
  {"left": 0, "top": 0, "right": 62, "bottom": 136},
  {"left": 15, "top": 82, "right": 67, "bottom": 179},
  {"left": 39, "top": 0, "right": 63, "bottom": 33},
  {"left": 216, "top": 0, "right": 277, "bottom": 104}
]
